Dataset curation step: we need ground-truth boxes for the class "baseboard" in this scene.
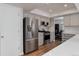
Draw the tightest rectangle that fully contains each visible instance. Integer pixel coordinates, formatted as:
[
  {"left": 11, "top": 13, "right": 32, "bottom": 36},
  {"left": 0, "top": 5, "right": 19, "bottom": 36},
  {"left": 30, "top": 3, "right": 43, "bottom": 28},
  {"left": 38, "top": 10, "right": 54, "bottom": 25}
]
[{"left": 19, "top": 52, "right": 24, "bottom": 56}]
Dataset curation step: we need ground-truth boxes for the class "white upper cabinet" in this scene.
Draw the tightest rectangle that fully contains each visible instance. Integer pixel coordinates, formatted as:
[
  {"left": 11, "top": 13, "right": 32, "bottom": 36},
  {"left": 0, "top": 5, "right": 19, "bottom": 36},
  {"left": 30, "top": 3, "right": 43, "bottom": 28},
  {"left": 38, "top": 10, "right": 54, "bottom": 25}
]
[
  {"left": 64, "top": 13, "right": 79, "bottom": 26},
  {"left": 71, "top": 14, "right": 79, "bottom": 26},
  {"left": 64, "top": 15, "right": 71, "bottom": 26}
]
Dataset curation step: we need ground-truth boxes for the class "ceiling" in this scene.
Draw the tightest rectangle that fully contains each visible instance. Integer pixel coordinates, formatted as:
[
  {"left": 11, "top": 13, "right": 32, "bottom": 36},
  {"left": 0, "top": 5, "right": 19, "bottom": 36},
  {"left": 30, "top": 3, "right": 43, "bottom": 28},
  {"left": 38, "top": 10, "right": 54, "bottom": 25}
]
[{"left": 8, "top": 3, "right": 77, "bottom": 17}]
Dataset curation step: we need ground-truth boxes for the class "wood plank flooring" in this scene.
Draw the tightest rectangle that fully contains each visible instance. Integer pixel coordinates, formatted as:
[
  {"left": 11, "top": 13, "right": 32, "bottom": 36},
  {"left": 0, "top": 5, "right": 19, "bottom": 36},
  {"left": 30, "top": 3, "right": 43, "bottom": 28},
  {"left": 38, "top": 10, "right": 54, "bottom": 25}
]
[{"left": 24, "top": 40, "right": 61, "bottom": 56}]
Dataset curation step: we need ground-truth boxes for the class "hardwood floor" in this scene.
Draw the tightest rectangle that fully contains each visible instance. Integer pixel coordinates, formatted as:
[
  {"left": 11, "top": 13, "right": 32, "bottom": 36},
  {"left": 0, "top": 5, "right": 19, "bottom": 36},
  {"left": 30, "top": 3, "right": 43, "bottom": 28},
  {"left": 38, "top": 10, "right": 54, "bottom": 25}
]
[{"left": 24, "top": 40, "right": 61, "bottom": 56}]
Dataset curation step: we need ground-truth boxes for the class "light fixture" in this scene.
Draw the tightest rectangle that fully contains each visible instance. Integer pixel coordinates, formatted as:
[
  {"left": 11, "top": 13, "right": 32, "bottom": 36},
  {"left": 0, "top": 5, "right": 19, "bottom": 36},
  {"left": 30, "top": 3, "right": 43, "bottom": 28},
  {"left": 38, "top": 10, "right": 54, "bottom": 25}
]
[
  {"left": 64, "top": 4, "right": 68, "bottom": 7},
  {"left": 49, "top": 9, "right": 53, "bottom": 12}
]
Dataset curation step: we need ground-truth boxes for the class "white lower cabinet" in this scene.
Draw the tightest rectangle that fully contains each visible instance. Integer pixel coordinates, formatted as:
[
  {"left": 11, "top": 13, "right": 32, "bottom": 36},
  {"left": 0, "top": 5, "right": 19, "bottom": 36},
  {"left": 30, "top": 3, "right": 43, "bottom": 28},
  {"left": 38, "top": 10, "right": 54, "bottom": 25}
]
[
  {"left": 50, "top": 32, "right": 55, "bottom": 42},
  {"left": 38, "top": 32, "right": 44, "bottom": 47}
]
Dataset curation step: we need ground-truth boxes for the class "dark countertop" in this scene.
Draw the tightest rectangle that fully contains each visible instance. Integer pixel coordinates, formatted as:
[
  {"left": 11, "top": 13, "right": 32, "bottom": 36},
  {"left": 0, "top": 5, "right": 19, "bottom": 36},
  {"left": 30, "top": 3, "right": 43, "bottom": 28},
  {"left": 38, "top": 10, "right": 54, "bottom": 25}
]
[{"left": 38, "top": 30, "right": 50, "bottom": 33}]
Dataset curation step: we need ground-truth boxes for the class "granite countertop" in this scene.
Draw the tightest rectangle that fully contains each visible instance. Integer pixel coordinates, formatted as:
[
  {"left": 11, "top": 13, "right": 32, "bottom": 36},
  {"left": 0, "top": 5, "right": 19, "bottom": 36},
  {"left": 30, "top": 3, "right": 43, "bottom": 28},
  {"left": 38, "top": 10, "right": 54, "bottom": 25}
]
[{"left": 38, "top": 30, "right": 50, "bottom": 33}]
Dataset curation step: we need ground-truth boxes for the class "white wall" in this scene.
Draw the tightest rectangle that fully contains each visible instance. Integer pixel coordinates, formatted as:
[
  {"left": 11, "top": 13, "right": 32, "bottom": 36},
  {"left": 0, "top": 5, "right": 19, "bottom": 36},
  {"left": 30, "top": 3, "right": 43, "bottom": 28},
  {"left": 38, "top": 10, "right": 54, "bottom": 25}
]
[
  {"left": 17, "top": 7, "right": 23, "bottom": 56},
  {"left": 50, "top": 18, "right": 55, "bottom": 42},
  {"left": 0, "top": 4, "right": 23, "bottom": 56}
]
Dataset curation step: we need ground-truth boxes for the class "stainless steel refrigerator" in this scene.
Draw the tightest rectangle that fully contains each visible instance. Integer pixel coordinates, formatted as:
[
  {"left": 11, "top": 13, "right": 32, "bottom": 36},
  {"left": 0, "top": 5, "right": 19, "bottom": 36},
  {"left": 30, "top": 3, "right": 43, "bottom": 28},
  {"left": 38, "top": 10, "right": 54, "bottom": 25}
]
[{"left": 23, "top": 17, "right": 38, "bottom": 54}]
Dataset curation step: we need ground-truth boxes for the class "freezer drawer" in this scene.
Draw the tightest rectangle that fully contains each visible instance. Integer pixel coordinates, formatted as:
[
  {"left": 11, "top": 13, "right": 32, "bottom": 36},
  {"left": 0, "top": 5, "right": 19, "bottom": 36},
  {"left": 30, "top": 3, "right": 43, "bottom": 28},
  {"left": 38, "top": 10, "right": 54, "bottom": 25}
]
[{"left": 25, "top": 39, "right": 38, "bottom": 53}]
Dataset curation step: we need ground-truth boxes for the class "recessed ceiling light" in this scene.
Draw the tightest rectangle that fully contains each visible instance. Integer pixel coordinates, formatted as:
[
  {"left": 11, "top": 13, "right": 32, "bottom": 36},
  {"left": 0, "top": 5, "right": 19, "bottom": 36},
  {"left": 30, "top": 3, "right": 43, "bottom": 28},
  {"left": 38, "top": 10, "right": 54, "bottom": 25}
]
[
  {"left": 64, "top": 4, "right": 68, "bottom": 7},
  {"left": 49, "top": 9, "right": 53, "bottom": 12}
]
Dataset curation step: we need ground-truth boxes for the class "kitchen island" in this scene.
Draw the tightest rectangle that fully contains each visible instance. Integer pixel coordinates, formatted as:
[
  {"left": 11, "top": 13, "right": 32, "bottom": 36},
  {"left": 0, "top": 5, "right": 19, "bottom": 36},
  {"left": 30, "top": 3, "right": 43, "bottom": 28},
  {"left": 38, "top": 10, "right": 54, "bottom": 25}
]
[{"left": 43, "top": 34, "right": 79, "bottom": 56}]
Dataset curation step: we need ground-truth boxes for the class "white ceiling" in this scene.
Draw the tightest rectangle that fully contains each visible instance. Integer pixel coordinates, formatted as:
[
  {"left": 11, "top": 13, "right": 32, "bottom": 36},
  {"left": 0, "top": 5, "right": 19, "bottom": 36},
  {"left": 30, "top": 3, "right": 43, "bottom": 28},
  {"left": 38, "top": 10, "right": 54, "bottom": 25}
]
[{"left": 8, "top": 3, "right": 78, "bottom": 17}]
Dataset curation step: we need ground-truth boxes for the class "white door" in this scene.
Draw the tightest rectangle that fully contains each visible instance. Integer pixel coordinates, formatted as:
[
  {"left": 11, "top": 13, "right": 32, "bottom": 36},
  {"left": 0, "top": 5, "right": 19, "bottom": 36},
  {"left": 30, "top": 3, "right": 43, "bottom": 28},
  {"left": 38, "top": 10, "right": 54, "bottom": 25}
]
[
  {"left": 0, "top": 4, "right": 5, "bottom": 55},
  {"left": 0, "top": 23, "right": 1, "bottom": 55},
  {"left": 0, "top": 4, "right": 23, "bottom": 56}
]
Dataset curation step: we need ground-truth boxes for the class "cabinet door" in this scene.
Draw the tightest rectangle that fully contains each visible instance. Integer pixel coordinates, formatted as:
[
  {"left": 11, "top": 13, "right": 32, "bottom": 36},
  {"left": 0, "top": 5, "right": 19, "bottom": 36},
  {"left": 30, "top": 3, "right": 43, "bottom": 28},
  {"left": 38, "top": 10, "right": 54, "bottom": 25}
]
[
  {"left": 64, "top": 15, "right": 71, "bottom": 26},
  {"left": 38, "top": 33, "right": 44, "bottom": 46},
  {"left": 50, "top": 18, "right": 55, "bottom": 42},
  {"left": 71, "top": 14, "right": 79, "bottom": 26}
]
